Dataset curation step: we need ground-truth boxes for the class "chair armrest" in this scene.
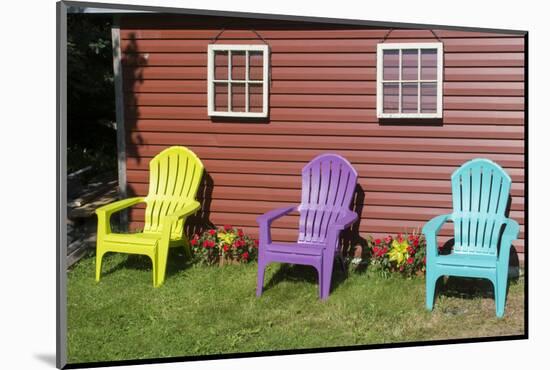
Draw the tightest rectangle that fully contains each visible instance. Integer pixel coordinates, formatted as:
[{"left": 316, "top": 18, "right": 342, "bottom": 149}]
[
  {"left": 325, "top": 210, "right": 358, "bottom": 252},
  {"left": 95, "top": 197, "right": 145, "bottom": 216},
  {"left": 164, "top": 200, "right": 201, "bottom": 224},
  {"left": 498, "top": 218, "right": 520, "bottom": 266},
  {"left": 330, "top": 210, "right": 358, "bottom": 231},
  {"left": 256, "top": 205, "right": 297, "bottom": 245},
  {"left": 422, "top": 213, "right": 452, "bottom": 259},
  {"left": 161, "top": 200, "right": 201, "bottom": 241},
  {"left": 96, "top": 197, "right": 145, "bottom": 235},
  {"left": 257, "top": 205, "right": 297, "bottom": 225}
]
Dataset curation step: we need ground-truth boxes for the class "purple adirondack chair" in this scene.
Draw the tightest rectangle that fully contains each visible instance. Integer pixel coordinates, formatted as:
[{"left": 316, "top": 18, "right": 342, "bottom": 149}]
[{"left": 256, "top": 153, "right": 358, "bottom": 299}]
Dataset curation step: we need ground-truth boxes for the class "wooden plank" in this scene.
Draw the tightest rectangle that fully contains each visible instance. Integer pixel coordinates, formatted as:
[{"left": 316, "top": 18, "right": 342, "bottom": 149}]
[
  {"left": 444, "top": 96, "right": 523, "bottom": 111},
  {"left": 125, "top": 79, "right": 524, "bottom": 97},
  {"left": 445, "top": 53, "right": 524, "bottom": 67},
  {"left": 120, "top": 38, "right": 523, "bottom": 53},
  {"left": 444, "top": 67, "right": 524, "bottom": 82},
  {"left": 122, "top": 51, "right": 524, "bottom": 68},
  {"left": 127, "top": 93, "right": 523, "bottom": 111},
  {"left": 127, "top": 120, "right": 524, "bottom": 140},
  {"left": 124, "top": 106, "right": 524, "bottom": 124},
  {"left": 444, "top": 82, "right": 523, "bottom": 96},
  {"left": 122, "top": 65, "right": 523, "bottom": 83},
  {"left": 120, "top": 28, "right": 522, "bottom": 40},
  {"left": 126, "top": 146, "right": 525, "bottom": 168},
  {"left": 126, "top": 131, "right": 523, "bottom": 154}
]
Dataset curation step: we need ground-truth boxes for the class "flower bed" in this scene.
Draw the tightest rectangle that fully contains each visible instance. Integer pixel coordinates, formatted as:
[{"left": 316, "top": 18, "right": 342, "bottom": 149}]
[
  {"left": 190, "top": 225, "right": 258, "bottom": 266},
  {"left": 366, "top": 232, "right": 426, "bottom": 277}
]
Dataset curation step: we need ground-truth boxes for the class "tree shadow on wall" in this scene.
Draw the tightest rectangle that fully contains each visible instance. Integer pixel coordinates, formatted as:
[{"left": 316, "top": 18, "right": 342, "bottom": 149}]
[{"left": 119, "top": 32, "right": 146, "bottom": 164}]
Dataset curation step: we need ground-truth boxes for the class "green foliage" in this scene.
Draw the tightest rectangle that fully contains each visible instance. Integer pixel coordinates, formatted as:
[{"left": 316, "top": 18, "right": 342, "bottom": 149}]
[
  {"left": 67, "top": 14, "right": 116, "bottom": 175},
  {"left": 67, "top": 253, "right": 524, "bottom": 363}
]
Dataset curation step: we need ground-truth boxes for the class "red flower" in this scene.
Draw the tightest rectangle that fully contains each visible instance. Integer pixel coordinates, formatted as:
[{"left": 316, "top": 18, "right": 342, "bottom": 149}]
[
  {"left": 413, "top": 239, "right": 419, "bottom": 247},
  {"left": 224, "top": 224, "right": 232, "bottom": 231},
  {"left": 242, "top": 251, "right": 249, "bottom": 260},
  {"left": 223, "top": 244, "right": 229, "bottom": 252},
  {"left": 382, "top": 247, "right": 388, "bottom": 254},
  {"left": 208, "top": 229, "right": 216, "bottom": 236},
  {"left": 202, "top": 240, "right": 209, "bottom": 247},
  {"left": 190, "top": 238, "right": 197, "bottom": 246},
  {"left": 407, "top": 257, "right": 414, "bottom": 265},
  {"left": 408, "top": 234, "right": 414, "bottom": 242},
  {"left": 374, "top": 238, "right": 381, "bottom": 245},
  {"left": 384, "top": 235, "right": 392, "bottom": 244},
  {"left": 254, "top": 240, "right": 259, "bottom": 248},
  {"left": 399, "top": 265, "right": 405, "bottom": 272},
  {"left": 238, "top": 229, "right": 244, "bottom": 237}
]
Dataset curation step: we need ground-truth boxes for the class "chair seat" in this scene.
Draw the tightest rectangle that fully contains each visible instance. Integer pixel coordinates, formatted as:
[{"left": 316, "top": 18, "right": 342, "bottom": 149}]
[
  {"left": 435, "top": 252, "right": 497, "bottom": 268},
  {"left": 103, "top": 232, "right": 163, "bottom": 246},
  {"left": 265, "top": 241, "right": 325, "bottom": 256}
]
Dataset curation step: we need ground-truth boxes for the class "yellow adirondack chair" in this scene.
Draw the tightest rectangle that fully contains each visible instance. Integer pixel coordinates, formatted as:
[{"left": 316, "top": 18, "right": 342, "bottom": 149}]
[{"left": 95, "top": 146, "right": 204, "bottom": 287}]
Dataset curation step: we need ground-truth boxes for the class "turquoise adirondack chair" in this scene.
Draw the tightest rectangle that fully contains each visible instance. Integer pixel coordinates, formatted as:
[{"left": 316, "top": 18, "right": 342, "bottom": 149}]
[
  {"left": 422, "top": 158, "right": 519, "bottom": 317},
  {"left": 95, "top": 146, "right": 204, "bottom": 287}
]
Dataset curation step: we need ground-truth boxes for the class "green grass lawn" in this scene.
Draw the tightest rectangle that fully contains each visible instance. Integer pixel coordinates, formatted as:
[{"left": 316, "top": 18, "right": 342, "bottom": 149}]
[{"left": 67, "top": 250, "right": 525, "bottom": 364}]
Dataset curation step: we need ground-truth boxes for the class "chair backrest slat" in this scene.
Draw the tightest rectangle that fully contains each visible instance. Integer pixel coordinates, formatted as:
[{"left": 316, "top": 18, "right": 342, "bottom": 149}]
[
  {"left": 144, "top": 147, "right": 204, "bottom": 237},
  {"left": 298, "top": 154, "right": 357, "bottom": 244},
  {"left": 451, "top": 158, "right": 511, "bottom": 255}
]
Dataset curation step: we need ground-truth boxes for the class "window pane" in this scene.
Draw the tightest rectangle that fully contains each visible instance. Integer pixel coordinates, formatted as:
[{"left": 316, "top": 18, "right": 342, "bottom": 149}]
[
  {"left": 214, "top": 51, "right": 228, "bottom": 80},
  {"left": 249, "top": 83, "right": 264, "bottom": 113},
  {"left": 231, "top": 83, "right": 246, "bottom": 112},
  {"left": 249, "top": 51, "right": 264, "bottom": 81},
  {"left": 401, "top": 83, "right": 418, "bottom": 113},
  {"left": 401, "top": 49, "right": 418, "bottom": 81},
  {"left": 214, "top": 83, "right": 228, "bottom": 111},
  {"left": 383, "top": 83, "right": 399, "bottom": 113},
  {"left": 421, "top": 49, "right": 438, "bottom": 80},
  {"left": 231, "top": 51, "right": 246, "bottom": 80},
  {"left": 383, "top": 50, "right": 399, "bottom": 80},
  {"left": 421, "top": 82, "right": 437, "bottom": 113}
]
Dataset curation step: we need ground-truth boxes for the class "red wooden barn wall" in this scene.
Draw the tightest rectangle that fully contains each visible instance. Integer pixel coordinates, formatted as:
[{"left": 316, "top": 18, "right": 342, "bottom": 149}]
[{"left": 119, "top": 15, "right": 525, "bottom": 260}]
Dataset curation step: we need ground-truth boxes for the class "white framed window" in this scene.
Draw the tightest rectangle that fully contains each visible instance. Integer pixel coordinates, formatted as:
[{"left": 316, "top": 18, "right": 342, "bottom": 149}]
[
  {"left": 376, "top": 43, "right": 443, "bottom": 119},
  {"left": 207, "top": 44, "right": 269, "bottom": 118}
]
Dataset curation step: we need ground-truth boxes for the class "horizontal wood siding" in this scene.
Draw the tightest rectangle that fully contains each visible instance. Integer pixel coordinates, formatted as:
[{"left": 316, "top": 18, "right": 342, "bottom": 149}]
[{"left": 120, "top": 15, "right": 526, "bottom": 260}]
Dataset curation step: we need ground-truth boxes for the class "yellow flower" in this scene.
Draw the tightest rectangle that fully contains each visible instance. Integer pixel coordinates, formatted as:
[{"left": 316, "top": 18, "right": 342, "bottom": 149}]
[
  {"left": 388, "top": 239, "right": 409, "bottom": 266},
  {"left": 217, "top": 231, "right": 236, "bottom": 245}
]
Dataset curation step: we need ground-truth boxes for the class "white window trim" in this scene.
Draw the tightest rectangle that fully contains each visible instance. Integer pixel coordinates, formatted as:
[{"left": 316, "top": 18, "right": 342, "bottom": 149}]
[
  {"left": 207, "top": 44, "right": 269, "bottom": 118},
  {"left": 376, "top": 42, "right": 443, "bottom": 119}
]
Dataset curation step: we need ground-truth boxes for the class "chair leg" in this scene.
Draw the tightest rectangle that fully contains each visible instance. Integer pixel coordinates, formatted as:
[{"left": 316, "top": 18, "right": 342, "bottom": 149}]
[
  {"left": 156, "top": 245, "right": 168, "bottom": 288},
  {"left": 151, "top": 253, "right": 157, "bottom": 287},
  {"left": 256, "top": 259, "right": 267, "bottom": 297},
  {"left": 495, "top": 268, "right": 509, "bottom": 318},
  {"left": 95, "top": 250, "right": 105, "bottom": 282},
  {"left": 315, "top": 265, "right": 323, "bottom": 299},
  {"left": 425, "top": 269, "right": 439, "bottom": 311},
  {"left": 320, "top": 254, "right": 335, "bottom": 300}
]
